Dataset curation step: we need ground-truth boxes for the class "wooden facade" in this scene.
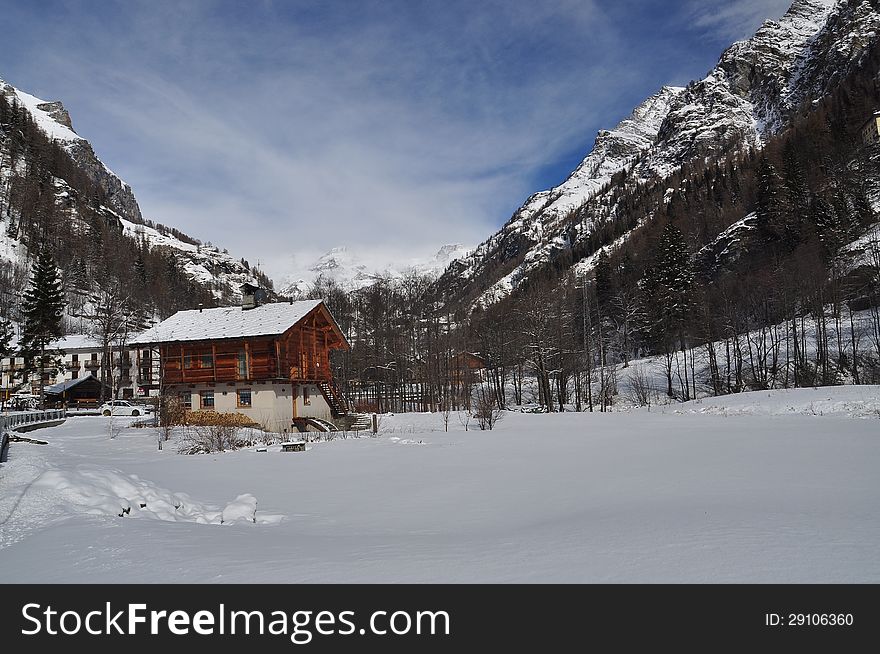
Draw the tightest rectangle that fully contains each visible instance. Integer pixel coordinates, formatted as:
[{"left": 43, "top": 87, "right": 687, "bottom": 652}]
[{"left": 159, "top": 304, "right": 346, "bottom": 387}]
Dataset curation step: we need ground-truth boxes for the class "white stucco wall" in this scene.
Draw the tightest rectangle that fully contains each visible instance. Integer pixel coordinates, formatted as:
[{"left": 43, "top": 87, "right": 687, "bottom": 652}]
[
  {"left": 172, "top": 382, "right": 333, "bottom": 432},
  {"left": 293, "top": 384, "right": 333, "bottom": 421}
]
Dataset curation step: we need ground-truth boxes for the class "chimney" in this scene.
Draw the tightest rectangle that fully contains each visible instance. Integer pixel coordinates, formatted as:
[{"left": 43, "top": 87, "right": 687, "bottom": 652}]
[{"left": 240, "top": 282, "right": 266, "bottom": 310}]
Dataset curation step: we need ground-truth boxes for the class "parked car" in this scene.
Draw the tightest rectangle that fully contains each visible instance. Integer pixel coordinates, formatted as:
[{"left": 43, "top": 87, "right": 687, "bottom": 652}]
[{"left": 99, "top": 400, "right": 145, "bottom": 417}]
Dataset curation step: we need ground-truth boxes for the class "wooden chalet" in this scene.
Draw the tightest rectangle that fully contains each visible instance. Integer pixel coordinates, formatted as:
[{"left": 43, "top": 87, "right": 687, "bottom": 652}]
[{"left": 133, "top": 287, "right": 350, "bottom": 432}]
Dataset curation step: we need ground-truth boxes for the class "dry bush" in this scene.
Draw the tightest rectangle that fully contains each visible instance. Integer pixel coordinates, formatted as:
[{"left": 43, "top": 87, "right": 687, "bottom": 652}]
[
  {"left": 624, "top": 363, "right": 659, "bottom": 408},
  {"left": 474, "top": 387, "right": 503, "bottom": 431},
  {"left": 159, "top": 396, "right": 185, "bottom": 443},
  {"left": 179, "top": 423, "right": 246, "bottom": 454}
]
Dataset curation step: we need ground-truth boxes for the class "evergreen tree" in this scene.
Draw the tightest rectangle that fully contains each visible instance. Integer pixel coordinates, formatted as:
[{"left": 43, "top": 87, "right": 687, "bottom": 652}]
[
  {"left": 651, "top": 223, "right": 693, "bottom": 325},
  {"left": 0, "top": 317, "right": 14, "bottom": 360},
  {"left": 594, "top": 250, "right": 614, "bottom": 312},
  {"left": 781, "top": 142, "right": 810, "bottom": 249},
  {"left": 639, "top": 223, "right": 694, "bottom": 396},
  {"left": 755, "top": 155, "right": 785, "bottom": 247},
  {"left": 17, "top": 246, "right": 66, "bottom": 407}
]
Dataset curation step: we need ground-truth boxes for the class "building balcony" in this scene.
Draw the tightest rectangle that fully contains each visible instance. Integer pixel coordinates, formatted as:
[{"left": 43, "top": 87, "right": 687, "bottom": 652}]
[{"left": 84, "top": 360, "right": 101, "bottom": 369}]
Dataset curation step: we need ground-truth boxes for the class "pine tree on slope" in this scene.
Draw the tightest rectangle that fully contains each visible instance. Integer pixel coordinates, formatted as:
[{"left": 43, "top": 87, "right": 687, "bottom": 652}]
[
  {"left": 17, "top": 246, "right": 66, "bottom": 408},
  {"left": 0, "top": 317, "right": 14, "bottom": 362}
]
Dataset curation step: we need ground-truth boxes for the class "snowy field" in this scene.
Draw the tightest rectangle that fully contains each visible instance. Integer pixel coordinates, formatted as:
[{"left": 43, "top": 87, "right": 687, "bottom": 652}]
[{"left": 1, "top": 386, "right": 879, "bottom": 583}]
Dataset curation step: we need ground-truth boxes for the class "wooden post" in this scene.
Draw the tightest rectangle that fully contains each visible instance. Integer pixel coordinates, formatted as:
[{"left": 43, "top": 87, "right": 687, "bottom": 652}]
[
  {"left": 212, "top": 344, "right": 217, "bottom": 382},
  {"left": 244, "top": 341, "right": 251, "bottom": 380},
  {"left": 371, "top": 413, "right": 378, "bottom": 435},
  {"left": 311, "top": 317, "right": 317, "bottom": 379}
]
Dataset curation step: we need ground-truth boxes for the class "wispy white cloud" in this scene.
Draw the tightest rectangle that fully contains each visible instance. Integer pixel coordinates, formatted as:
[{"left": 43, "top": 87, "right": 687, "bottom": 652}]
[
  {"left": 0, "top": 0, "right": 797, "bottom": 282},
  {"left": 684, "top": 0, "right": 799, "bottom": 42}
]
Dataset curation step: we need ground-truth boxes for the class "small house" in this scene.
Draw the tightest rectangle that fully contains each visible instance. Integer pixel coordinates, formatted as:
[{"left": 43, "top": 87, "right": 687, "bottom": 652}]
[
  {"left": 45, "top": 375, "right": 112, "bottom": 408},
  {"left": 132, "top": 287, "right": 350, "bottom": 432}
]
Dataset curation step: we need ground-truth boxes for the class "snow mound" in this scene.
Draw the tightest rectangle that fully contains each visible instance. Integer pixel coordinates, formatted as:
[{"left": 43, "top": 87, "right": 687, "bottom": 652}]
[
  {"left": 33, "top": 467, "right": 284, "bottom": 525},
  {"left": 662, "top": 387, "right": 880, "bottom": 419}
]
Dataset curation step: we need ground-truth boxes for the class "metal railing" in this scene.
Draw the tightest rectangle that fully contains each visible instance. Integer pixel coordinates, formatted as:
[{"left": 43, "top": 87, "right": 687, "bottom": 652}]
[{"left": 0, "top": 409, "right": 66, "bottom": 431}]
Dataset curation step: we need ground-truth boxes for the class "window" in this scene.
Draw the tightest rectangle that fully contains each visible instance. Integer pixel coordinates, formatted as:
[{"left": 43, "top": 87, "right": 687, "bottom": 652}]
[
  {"left": 237, "top": 389, "right": 252, "bottom": 408},
  {"left": 71, "top": 354, "right": 78, "bottom": 364},
  {"left": 303, "top": 385, "right": 310, "bottom": 406},
  {"left": 200, "top": 390, "right": 215, "bottom": 410},
  {"left": 179, "top": 392, "right": 192, "bottom": 410},
  {"left": 201, "top": 354, "right": 213, "bottom": 369},
  {"left": 71, "top": 369, "right": 79, "bottom": 379},
  {"left": 237, "top": 350, "right": 247, "bottom": 378},
  {"left": 184, "top": 355, "right": 194, "bottom": 369}
]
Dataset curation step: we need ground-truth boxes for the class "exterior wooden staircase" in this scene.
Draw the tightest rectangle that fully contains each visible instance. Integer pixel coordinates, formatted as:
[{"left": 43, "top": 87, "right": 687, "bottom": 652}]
[{"left": 318, "top": 379, "right": 349, "bottom": 417}]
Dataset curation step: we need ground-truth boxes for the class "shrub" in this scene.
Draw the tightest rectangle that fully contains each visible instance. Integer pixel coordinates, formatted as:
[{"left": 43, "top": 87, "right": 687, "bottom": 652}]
[
  {"left": 474, "top": 387, "right": 503, "bottom": 431},
  {"left": 159, "top": 396, "right": 185, "bottom": 443},
  {"left": 624, "top": 363, "right": 659, "bottom": 408},
  {"left": 179, "top": 423, "right": 246, "bottom": 454}
]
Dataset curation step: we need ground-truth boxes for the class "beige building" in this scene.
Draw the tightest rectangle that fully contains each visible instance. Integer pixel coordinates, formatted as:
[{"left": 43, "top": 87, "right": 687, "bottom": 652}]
[{"left": 861, "top": 111, "right": 880, "bottom": 145}]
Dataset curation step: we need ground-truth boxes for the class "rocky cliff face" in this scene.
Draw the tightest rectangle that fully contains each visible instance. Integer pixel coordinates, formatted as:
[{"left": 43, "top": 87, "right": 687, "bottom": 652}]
[
  {"left": 0, "top": 78, "right": 143, "bottom": 224},
  {"left": 433, "top": 0, "right": 880, "bottom": 311}
]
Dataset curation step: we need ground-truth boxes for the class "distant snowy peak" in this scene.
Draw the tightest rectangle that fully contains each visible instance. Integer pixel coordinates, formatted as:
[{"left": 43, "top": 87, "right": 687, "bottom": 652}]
[
  {"left": 0, "top": 76, "right": 141, "bottom": 222},
  {"left": 280, "top": 243, "right": 474, "bottom": 295},
  {"left": 428, "top": 243, "right": 473, "bottom": 270}
]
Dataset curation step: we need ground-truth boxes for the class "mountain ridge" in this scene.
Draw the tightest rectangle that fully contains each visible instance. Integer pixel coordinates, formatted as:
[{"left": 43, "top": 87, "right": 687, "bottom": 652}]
[{"left": 432, "top": 0, "right": 880, "bottom": 312}]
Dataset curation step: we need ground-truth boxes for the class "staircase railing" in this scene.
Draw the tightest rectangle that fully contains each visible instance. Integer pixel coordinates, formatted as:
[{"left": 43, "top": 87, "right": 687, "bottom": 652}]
[{"left": 318, "top": 380, "right": 349, "bottom": 416}]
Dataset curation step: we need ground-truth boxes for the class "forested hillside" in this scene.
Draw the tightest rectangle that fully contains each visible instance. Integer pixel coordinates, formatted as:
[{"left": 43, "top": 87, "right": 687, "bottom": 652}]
[{"left": 305, "top": 0, "right": 880, "bottom": 413}]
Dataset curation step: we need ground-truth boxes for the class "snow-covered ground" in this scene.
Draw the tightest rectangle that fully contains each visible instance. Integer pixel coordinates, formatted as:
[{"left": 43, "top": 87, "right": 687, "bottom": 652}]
[{"left": 1, "top": 386, "right": 879, "bottom": 583}]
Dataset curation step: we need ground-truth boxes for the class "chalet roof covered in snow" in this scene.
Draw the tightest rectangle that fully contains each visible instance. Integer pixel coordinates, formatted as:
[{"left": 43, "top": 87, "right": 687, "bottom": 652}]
[
  {"left": 131, "top": 300, "right": 325, "bottom": 345},
  {"left": 45, "top": 375, "right": 99, "bottom": 395},
  {"left": 52, "top": 334, "right": 106, "bottom": 351}
]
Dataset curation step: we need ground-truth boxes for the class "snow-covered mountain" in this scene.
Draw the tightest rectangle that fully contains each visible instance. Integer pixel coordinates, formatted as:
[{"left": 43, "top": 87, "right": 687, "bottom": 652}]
[
  {"left": 0, "top": 76, "right": 262, "bottom": 301},
  {"left": 1, "top": 77, "right": 142, "bottom": 224},
  {"left": 433, "top": 0, "right": 880, "bottom": 311},
  {"left": 280, "top": 243, "right": 473, "bottom": 295}
]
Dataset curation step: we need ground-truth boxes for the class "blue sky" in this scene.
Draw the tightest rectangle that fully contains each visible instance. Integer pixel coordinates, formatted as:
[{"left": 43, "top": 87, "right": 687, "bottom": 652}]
[{"left": 0, "top": 0, "right": 794, "bottom": 281}]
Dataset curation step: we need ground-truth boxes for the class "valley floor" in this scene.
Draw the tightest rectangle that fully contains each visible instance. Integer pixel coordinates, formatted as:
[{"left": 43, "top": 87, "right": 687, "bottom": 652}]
[{"left": 1, "top": 386, "right": 879, "bottom": 583}]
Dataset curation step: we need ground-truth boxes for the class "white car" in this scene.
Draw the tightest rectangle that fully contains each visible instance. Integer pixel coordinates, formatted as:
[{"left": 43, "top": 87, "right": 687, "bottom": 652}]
[{"left": 99, "top": 400, "right": 147, "bottom": 417}]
